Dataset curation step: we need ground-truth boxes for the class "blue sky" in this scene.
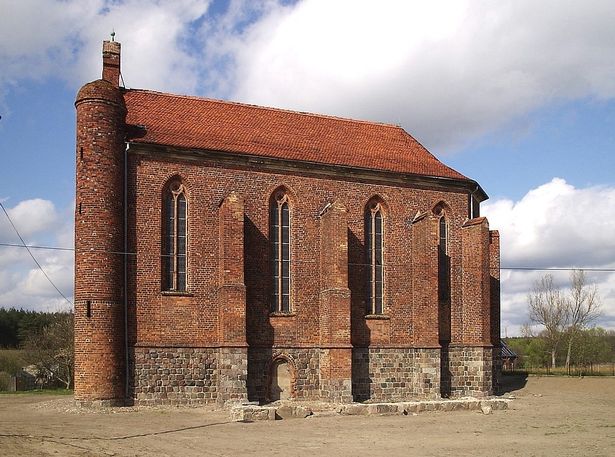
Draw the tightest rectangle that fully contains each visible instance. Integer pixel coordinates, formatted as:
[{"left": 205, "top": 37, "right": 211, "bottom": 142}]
[
  {"left": 448, "top": 100, "right": 615, "bottom": 200},
  {"left": 1, "top": 0, "right": 614, "bottom": 335}
]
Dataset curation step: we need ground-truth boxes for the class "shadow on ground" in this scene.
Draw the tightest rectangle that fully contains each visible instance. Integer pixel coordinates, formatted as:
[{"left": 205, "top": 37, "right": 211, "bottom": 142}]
[{"left": 499, "top": 373, "right": 528, "bottom": 395}]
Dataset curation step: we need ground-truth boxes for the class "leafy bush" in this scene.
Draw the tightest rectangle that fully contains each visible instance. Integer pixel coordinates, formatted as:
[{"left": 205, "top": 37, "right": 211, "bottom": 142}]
[
  {"left": 0, "top": 372, "right": 11, "bottom": 391},
  {"left": 0, "top": 350, "right": 25, "bottom": 376}
]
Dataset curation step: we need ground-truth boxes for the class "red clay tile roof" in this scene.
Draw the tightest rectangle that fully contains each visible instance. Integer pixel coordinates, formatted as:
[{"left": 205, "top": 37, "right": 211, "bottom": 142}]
[{"left": 123, "top": 89, "right": 468, "bottom": 181}]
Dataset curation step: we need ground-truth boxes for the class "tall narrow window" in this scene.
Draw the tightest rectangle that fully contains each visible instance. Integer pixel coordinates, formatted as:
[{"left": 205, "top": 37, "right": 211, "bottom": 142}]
[
  {"left": 366, "top": 202, "right": 384, "bottom": 314},
  {"left": 163, "top": 181, "right": 187, "bottom": 292},
  {"left": 438, "top": 216, "right": 450, "bottom": 302},
  {"left": 271, "top": 191, "right": 290, "bottom": 312}
]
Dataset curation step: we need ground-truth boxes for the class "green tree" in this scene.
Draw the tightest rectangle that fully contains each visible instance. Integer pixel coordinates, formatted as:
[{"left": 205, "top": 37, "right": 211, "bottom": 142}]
[
  {"left": 505, "top": 337, "right": 550, "bottom": 369},
  {"left": 0, "top": 308, "right": 20, "bottom": 347},
  {"left": 524, "top": 337, "right": 550, "bottom": 368},
  {"left": 571, "top": 327, "right": 612, "bottom": 368}
]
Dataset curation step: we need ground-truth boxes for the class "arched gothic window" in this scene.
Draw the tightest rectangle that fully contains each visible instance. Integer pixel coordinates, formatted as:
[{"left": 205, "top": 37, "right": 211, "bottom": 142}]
[
  {"left": 438, "top": 215, "right": 450, "bottom": 303},
  {"left": 366, "top": 201, "right": 384, "bottom": 314},
  {"left": 163, "top": 181, "right": 187, "bottom": 292},
  {"left": 271, "top": 191, "right": 291, "bottom": 312}
]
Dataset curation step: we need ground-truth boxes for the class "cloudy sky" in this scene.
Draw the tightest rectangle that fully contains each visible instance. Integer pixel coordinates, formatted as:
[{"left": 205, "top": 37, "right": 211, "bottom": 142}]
[{"left": 0, "top": 0, "right": 614, "bottom": 334}]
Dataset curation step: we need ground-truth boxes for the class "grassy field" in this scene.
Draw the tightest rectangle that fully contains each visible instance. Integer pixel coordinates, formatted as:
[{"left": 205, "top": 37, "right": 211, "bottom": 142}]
[
  {"left": 0, "top": 388, "right": 73, "bottom": 395},
  {"left": 506, "top": 363, "right": 615, "bottom": 377}
]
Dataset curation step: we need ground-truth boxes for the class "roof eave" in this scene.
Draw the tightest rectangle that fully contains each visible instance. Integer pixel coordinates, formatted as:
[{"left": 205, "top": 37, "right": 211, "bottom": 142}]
[{"left": 127, "top": 141, "right": 489, "bottom": 200}]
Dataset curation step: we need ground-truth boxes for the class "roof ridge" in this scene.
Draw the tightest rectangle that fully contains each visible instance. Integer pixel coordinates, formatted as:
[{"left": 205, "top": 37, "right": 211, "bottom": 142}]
[
  {"left": 123, "top": 88, "right": 403, "bottom": 130},
  {"left": 122, "top": 86, "right": 484, "bottom": 197}
]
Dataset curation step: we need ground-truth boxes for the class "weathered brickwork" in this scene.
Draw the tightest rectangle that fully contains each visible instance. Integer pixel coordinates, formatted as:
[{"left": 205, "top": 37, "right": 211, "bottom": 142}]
[
  {"left": 352, "top": 348, "right": 441, "bottom": 402},
  {"left": 319, "top": 348, "right": 353, "bottom": 403},
  {"left": 74, "top": 41, "right": 126, "bottom": 405},
  {"left": 74, "top": 40, "right": 501, "bottom": 406}
]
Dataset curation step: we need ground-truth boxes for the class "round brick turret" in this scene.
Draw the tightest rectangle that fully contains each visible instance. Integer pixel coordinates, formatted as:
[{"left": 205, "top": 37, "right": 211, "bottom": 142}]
[{"left": 74, "top": 42, "right": 127, "bottom": 405}]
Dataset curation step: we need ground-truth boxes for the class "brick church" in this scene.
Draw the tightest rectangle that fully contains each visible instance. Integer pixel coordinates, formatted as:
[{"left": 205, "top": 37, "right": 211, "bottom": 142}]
[{"left": 74, "top": 40, "right": 501, "bottom": 406}]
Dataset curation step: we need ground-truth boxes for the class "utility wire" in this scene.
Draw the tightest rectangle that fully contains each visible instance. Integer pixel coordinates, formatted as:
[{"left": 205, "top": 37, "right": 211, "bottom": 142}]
[
  {"left": 1, "top": 241, "right": 615, "bottom": 272},
  {"left": 0, "top": 203, "right": 73, "bottom": 307},
  {"left": 0, "top": 242, "right": 73, "bottom": 252}
]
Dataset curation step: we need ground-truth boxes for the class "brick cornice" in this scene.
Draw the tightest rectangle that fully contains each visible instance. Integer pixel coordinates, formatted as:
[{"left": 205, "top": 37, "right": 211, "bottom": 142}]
[{"left": 127, "top": 142, "right": 488, "bottom": 201}]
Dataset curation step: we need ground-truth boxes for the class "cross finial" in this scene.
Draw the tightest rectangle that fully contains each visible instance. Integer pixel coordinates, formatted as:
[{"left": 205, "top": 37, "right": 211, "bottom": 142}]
[{"left": 111, "top": 30, "right": 115, "bottom": 42}]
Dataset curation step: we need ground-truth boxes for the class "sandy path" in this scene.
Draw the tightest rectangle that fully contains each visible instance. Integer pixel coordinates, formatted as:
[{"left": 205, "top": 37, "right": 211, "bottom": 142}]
[{"left": 1, "top": 376, "right": 614, "bottom": 457}]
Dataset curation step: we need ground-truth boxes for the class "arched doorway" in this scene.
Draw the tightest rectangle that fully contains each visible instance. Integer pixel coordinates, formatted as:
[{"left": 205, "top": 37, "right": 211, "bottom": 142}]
[{"left": 269, "top": 359, "right": 292, "bottom": 401}]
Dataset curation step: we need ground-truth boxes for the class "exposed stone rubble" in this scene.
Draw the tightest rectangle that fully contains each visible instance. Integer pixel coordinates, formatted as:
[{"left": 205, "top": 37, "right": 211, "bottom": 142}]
[{"left": 230, "top": 398, "right": 510, "bottom": 421}]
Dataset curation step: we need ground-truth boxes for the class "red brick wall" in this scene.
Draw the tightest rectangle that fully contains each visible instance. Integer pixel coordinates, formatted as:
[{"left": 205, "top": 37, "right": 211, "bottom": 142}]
[
  {"left": 461, "top": 218, "right": 491, "bottom": 345},
  {"left": 74, "top": 82, "right": 500, "bottom": 404},
  {"left": 489, "top": 230, "right": 501, "bottom": 346},
  {"left": 410, "top": 213, "right": 440, "bottom": 347},
  {"left": 126, "top": 152, "right": 475, "bottom": 351},
  {"left": 74, "top": 80, "right": 126, "bottom": 403},
  {"left": 218, "top": 193, "right": 247, "bottom": 346}
]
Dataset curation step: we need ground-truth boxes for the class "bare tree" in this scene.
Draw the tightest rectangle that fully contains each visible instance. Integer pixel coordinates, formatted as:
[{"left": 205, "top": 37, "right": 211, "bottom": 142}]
[
  {"left": 528, "top": 274, "right": 567, "bottom": 368},
  {"left": 564, "top": 270, "right": 601, "bottom": 370},
  {"left": 23, "top": 312, "right": 74, "bottom": 389}
]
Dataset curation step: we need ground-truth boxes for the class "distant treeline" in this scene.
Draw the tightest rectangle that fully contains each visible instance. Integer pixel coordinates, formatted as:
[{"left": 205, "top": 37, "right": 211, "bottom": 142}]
[
  {"left": 505, "top": 328, "right": 615, "bottom": 369},
  {"left": 0, "top": 308, "right": 68, "bottom": 348}
]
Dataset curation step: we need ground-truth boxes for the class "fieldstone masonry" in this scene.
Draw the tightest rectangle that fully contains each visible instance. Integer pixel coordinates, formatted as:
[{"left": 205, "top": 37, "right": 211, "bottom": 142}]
[
  {"left": 448, "top": 346, "right": 494, "bottom": 397},
  {"left": 248, "top": 348, "right": 321, "bottom": 402},
  {"left": 130, "top": 347, "right": 218, "bottom": 405},
  {"left": 352, "top": 348, "right": 441, "bottom": 402},
  {"left": 217, "top": 348, "right": 248, "bottom": 404}
]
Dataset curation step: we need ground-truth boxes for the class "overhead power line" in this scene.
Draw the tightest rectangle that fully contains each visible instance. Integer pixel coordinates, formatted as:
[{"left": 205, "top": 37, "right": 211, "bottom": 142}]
[
  {"left": 0, "top": 203, "right": 73, "bottom": 307},
  {"left": 1, "top": 241, "right": 615, "bottom": 272},
  {"left": 0, "top": 242, "right": 73, "bottom": 252}
]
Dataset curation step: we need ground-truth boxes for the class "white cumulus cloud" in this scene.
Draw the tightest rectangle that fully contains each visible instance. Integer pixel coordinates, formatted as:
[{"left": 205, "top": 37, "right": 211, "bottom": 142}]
[
  {"left": 1, "top": 198, "right": 59, "bottom": 241},
  {"left": 0, "top": 0, "right": 212, "bottom": 95},
  {"left": 0, "top": 199, "right": 73, "bottom": 311},
  {"left": 483, "top": 179, "right": 615, "bottom": 335},
  {"left": 2, "top": 1, "right": 615, "bottom": 152},
  {"left": 213, "top": 0, "right": 615, "bottom": 152},
  {"left": 484, "top": 178, "right": 615, "bottom": 268}
]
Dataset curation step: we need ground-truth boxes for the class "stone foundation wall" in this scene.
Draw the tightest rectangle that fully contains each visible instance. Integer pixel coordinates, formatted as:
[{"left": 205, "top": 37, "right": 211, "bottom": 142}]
[
  {"left": 492, "top": 345, "right": 502, "bottom": 394},
  {"left": 352, "top": 348, "right": 440, "bottom": 402},
  {"left": 447, "top": 346, "right": 493, "bottom": 398},
  {"left": 217, "top": 347, "right": 248, "bottom": 405},
  {"left": 319, "top": 378, "right": 353, "bottom": 403},
  {"left": 319, "top": 348, "right": 353, "bottom": 403},
  {"left": 130, "top": 347, "right": 219, "bottom": 405},
  {"left": 440, "top": 346, "right": 451, "bottom": 397},
  {"left": 129, "top": 345, "right": 498, "bottom": 405}
]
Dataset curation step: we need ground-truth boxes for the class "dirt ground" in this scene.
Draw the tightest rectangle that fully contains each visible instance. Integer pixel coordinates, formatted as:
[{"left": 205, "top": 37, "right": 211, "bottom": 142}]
[{"left": 1, "top": 376, "right": 614, "bottom": 457}]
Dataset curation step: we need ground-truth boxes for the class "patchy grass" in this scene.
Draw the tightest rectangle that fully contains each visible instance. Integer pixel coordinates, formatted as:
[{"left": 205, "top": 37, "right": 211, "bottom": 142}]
[
  {"left": 504, "top": 364, "right": 615, "bottom": 377},
  {"left": 0, "top": 388, "right": 73, "bottom": 396}
]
